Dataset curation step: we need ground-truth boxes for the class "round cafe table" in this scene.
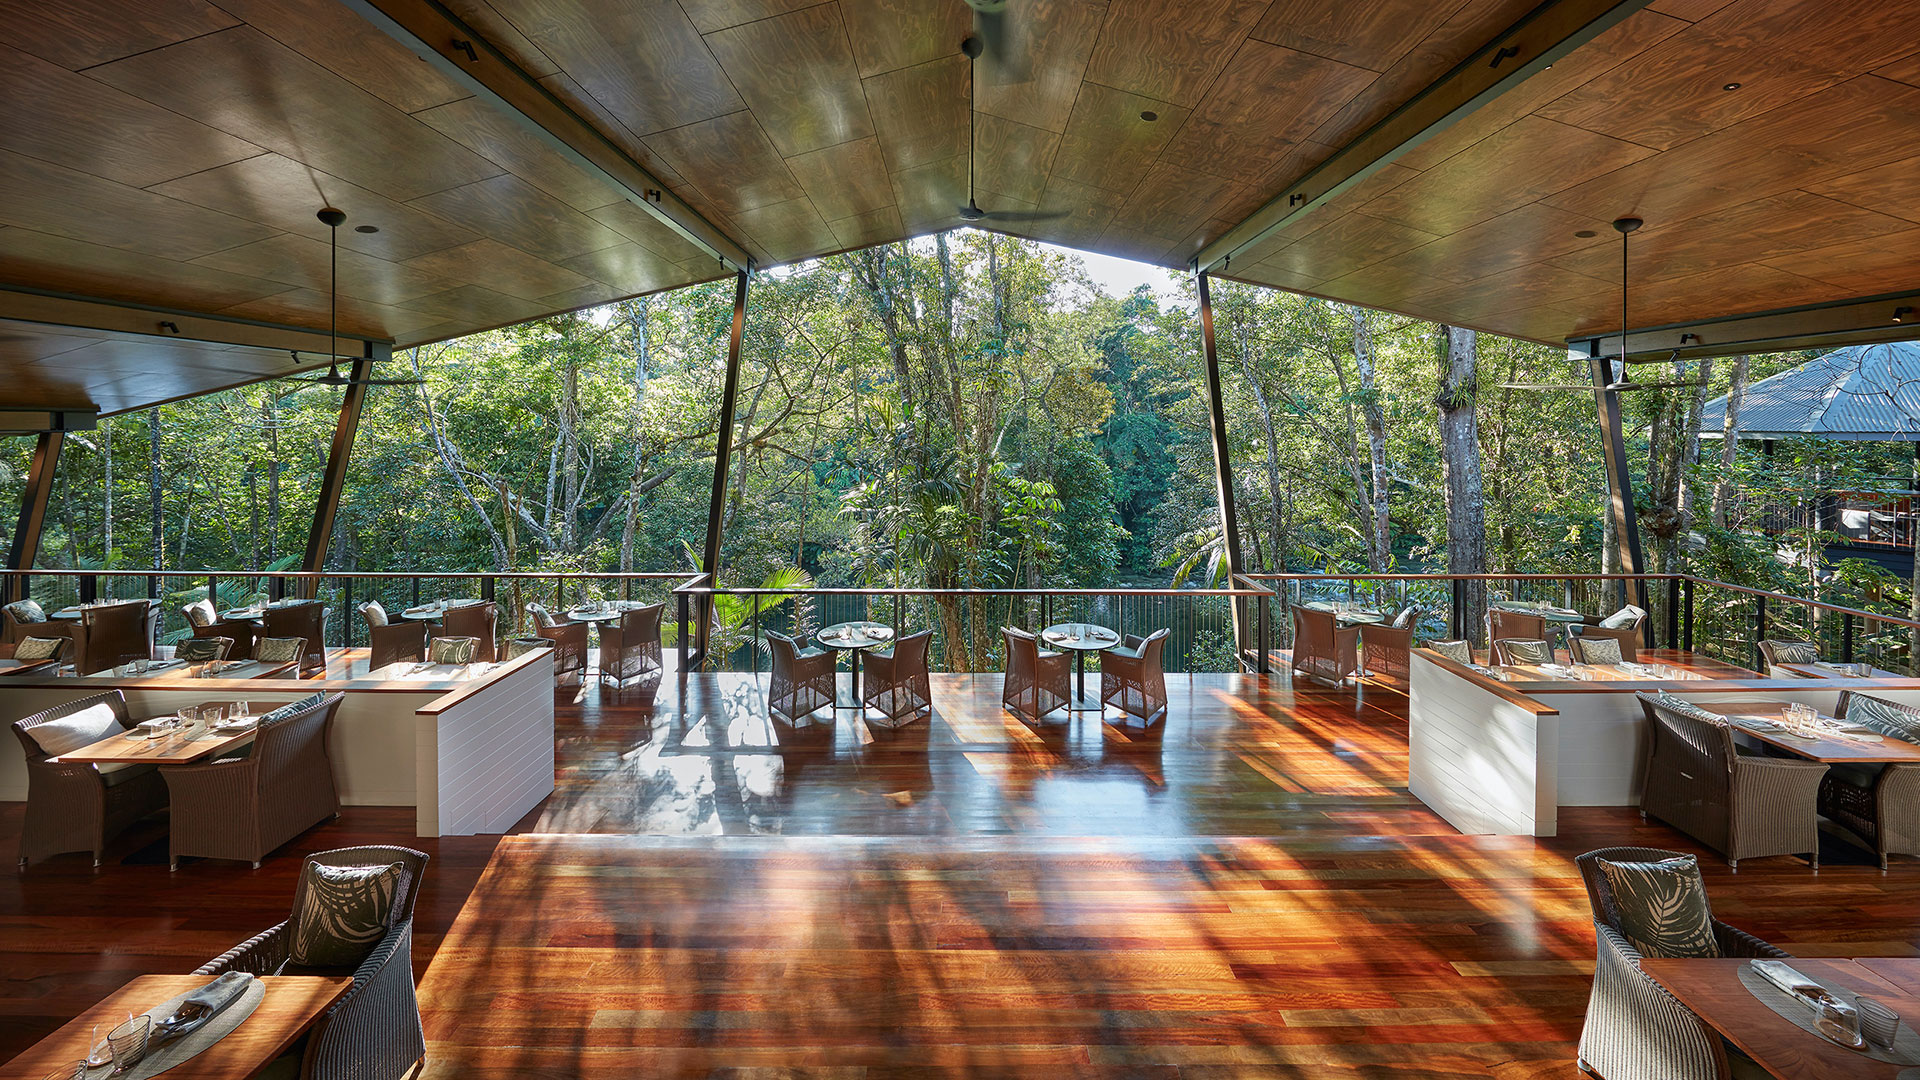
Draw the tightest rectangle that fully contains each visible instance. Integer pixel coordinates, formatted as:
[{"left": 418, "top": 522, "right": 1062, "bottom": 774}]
[
  {"left": 398, "top": 598, "right": 484, "bottom": 621},
  {"left": 1041, "top": 622, "right": 1121, "bottom": 712},
  {"left": 565, "top": 601, "right": 640, "bottom": 624},
  {"left": 1301, "top": 600, "right": 1386, "bottom": 626},
  {"left": 816, "top": 621, "right": 894, "bottom": 711}
]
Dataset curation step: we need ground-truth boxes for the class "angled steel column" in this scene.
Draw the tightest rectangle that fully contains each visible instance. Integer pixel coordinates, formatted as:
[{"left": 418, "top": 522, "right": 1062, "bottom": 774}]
[
  {"left": 6, "top": 430, "right": 63, "bottom": 603},
  {"left": 298, "top": 353, "right": 374, "bottom": 599},
  {"left": 1581, "top": 342, "right": 1647, "bottom": 619},
  {"left": 1195, "top": 271, "right": 1250, "bottom": 664},
  {"left": 698, "top": 271, "right": 751, "bottom": 660}
]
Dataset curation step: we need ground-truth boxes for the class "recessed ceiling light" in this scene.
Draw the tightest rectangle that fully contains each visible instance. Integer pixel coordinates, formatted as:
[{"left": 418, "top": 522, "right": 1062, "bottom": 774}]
[
  {"left": 1575, "top": 230, "right": 1597, "bottom": 238},
  {"left": 354, "top": 224, "right": 379, "bottom": 233},
  {"left": 1140, "top": 110, "right": 1158, "bottom": 122},
  {"left": 1722, "top": 81, "right": 1741, "bottom": 91}
]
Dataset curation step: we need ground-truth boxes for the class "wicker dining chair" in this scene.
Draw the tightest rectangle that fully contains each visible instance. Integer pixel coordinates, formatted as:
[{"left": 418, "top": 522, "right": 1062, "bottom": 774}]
[
  {"left": 767, "top": 630, "right": 835, "bottom": 724},
  {"left": 599, "top": 603, "right": 664, "bottom": 688},
  {"left": 527, "top": 602, "right": 588, "bottom": 683},
  {"left": 1636, "top": 692, "right": 1827, "bottom": 869},
  {"left": 863, "top": 629, "right": 933, "bottom": 728},
  {"left": 1757, "top": 639, "right": 1820, "bottom": 677},
  {"left": 264, "top": 601, "right": 327, "bottom": 677},
  {"left": 1493, "top": 638, "right": 1555, "bottom": 665},
  {"left": 437, "top": 601, "right": 499, "bottom": 662},
  {"left": 12, "top": 690, "right": 169, "bottom": 868},
  {"left": 1424, "top": 639, "right": 1475, "bottom": 665},
  {"left": 1101, "top": 627, "right": 1169, "bottom": 726},
  {"left": 3, "top": 598, "right": 70, "bottom": 646},
  {"left": 174, "top": 636, "right": 232, "bottom": 662},
  {"left": 161, "top": 693, "right": 342, "bottom": 870},
  {"left": 5, "top": 635, "right": 68, "bottom": 666},
  {"left": 1819, "top": 691, "right": 1920, "bottom": 869},
  {"left": 182, "top": 597, "right": 218, "bottom": 630},
  {"left": 1575, "top": 846, "right": 1786, "bottom": 1080},
  {"left": 196, "top": 845, "right": 429, "bottom": 1080},
  {"left": 1487, "top": 608, "right": 1549, "bottom": 646},
  {"left": 1359, "top": 621, "right": 1414, "bottom": 681},
  {"left": 1002, "top": 627, "right": 1069, "bottom": 722},
  {"left": 1290, "top": 606, "right": 1359, "bottom": 686},
  {"left": 1568, "top": 634, "right": 1625, "bottom": 665},
  {"left": 71, "top": 600, "right": 154, "bottom": 675},
  {"left": 368, "top": 622, "right": 427, "bottom": 669},
  {"left": 1571, "top": 623, "right": 1640, "bottom": 661}
]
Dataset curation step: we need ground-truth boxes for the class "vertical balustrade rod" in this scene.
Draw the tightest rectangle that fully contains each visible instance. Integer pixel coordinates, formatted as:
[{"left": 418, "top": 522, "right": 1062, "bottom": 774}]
[
  {"left": 1755, "top": 594, "right": 1768, "bottom": 670},
  {"left": 345, "top": 576, "right": 354, "bottom": 648},
  {"left": 1683, "top": 578, "right": 1694, "bottom": 652},
  {"left": 1843, "top": 612, "right": 1855, "bottom": 664}
]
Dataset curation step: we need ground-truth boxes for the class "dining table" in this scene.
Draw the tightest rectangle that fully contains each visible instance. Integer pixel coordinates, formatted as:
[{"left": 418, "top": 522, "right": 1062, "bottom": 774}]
[
  {"left": 395, "top": 597, "right": 485, "bottom": 622},
  {"left": 1641, "top": 957, "right": 1920, "bottom": 1078},
  {"left": 0, "top": 973, "right": 350, "bottom": 1079},
  {"left": 1695, "top": 700, "right": 1920, "bottom": 765},
  {"left": 49, "top": 598, "right": 161, "bottom": 621},
  {"left": 0, "top": 656, "right": 59, "bottom": 676},
  {"left": 816, "top": 621, "right": 894, "bottom": 710},
  {"left": 1041, "top": 622, "right": 1122, "bottom": 712},
  {"left": 1779, "top": 660, "right": 1906, "bottom": 680},
  {"left": 54, "top": 702, "right": 267, "bottom": 767},
  {"left": 1301, "top": 600, "right": 1386, "bottom": 625}
]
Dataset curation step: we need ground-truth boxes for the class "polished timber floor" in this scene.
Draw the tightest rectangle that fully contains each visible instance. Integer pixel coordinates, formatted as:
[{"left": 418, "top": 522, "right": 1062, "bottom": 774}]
[{"left": 6, "top": 658, "right": 1920, "bottom": 1077}]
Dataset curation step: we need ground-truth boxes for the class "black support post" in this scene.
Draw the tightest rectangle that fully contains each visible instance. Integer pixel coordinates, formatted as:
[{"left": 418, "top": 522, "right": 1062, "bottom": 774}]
[
  {"left": 1195, "top": 271, "right": 1250, "bottom": 666},
  {"left": 698, "top": 270, "right": 751, "bottom": 661},
  {"left": 300, "top": 352, "right": 373, "bottom": 599},
  {"left": 1581, "top": 342, "right": 1648, "bottom": 621},
  {"left": 5, "top": 430, "right": 62, "bottom": 603}
]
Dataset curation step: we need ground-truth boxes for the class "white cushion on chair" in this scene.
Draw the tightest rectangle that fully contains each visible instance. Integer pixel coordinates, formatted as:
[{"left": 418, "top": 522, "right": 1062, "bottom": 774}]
[
  {"left": 1600, "top": 605, "right": 1646, "bottom": 629},
  {"left": 27, "top": 702, "right": 120, "bottom": 758}
]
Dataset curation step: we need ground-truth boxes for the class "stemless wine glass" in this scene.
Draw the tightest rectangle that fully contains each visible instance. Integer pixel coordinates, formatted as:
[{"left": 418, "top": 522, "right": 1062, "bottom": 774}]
[
  {"left": 107, "top": 1014, "right": 149, "bottom": 1074},
  {"left": 132, "top": 657, "right": 149, "bottom": 675},
  {"left": 230, "top": 700, "right": 249, "bottom": 723},
  {"left": 86, "top": 1022, "right": 111, "bottom": 1067}
]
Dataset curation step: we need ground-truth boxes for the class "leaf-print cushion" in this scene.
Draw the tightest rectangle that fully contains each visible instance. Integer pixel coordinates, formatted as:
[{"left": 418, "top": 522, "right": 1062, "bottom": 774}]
[
  {"left": 1427, "top": 640, "right": 1473, "bottom": 665},
  {"left": 254, "top": 637, "right": 306, "bottom": 664},
  {"left": 182, "top": 598, "right": 217, "bottom": 628},
  {"left": 175, "top": 637, "right": 230, "bottom": 662},
  {"left": 1597, "top": 854, "right": 1721, "bottom": 959},
  {"left": 503, "top": 637, "right": 551, "bottom": 660},
  {"left": 1500, "top": 639, "right": 1554, "bottom": 665},
  {"left": 1600, "top": 605, "right": 1646, "bottom": 629},
  {"left": 1575, "top": 635, "right": 1623, "bottom": 664},
  {"left": 1767, "top": 640, "right": 1819, "bottom": 665},
  {"left": 4, "top": 599, "right": 46, "bottom": 624},
  {"left": 1392, "top": 606, "right": 1417, "bottom": 629},
  {"left": 1844, "top": 693, "right": 1920, "bottom": 746},
  {"left": 428, "top": 636, "right": 478, "bottom": 664},
  {"left": 260, "top": 693, "right": 327, "bottom": 724},
  {"left": 13, "top": 636, "right": 64, "bottom": 661},
  {"left": 289, "top": 860, "right": 403, "bottom": 969}
]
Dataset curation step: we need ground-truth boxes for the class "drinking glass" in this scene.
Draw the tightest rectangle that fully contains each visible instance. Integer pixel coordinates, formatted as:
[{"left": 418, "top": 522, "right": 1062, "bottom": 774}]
[
  {"left": 107, "top": 1014, "right": 149, "bottom": 1074},
  {"left": 39, "top": 1064, "right": 85, "bottom": 1080},
  {"left": 1817, "top": 997, "right": 1864, "bottom": 1049},
  {"left": 230, "top": 700, "right": 249, "bottom": 722},
  {"left": 132, "top": 657, "right": 149, "bottom": 675},
  {"left": 86, "top": 1022, "right": 111, "bottom": 1067},
  {"left": 1857, "top": 997, "right": 1900, "bottom": 1048}
]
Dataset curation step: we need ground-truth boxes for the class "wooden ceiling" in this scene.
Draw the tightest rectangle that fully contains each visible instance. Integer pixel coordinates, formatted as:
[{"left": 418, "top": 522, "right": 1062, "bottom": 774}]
[{"left": 0, "top": 0, "right": 1917, "bottom": 414}]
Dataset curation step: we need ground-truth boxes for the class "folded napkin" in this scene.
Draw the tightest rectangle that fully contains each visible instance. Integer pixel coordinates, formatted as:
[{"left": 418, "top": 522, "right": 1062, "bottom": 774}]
[
  {"left": 403, "top": 604, "right": 439, "bottom": 616},
  {"left": 155, "top": 971, "right": 253, "bottom": 1041}
]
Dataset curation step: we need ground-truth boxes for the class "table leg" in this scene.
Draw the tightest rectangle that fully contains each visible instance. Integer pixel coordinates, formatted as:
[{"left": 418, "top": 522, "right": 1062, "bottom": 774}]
[
  {"left": 851, "top": 650, "right": 862, "bottom": 710},
  {"left": 1069, "top": 650, "right": 1102, "bottom": 712}
]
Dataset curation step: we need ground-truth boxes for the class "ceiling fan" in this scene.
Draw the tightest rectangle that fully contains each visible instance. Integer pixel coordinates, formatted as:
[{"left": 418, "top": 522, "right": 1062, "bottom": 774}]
[
  {"left": 281, "top": 207, "right": 420, "bottom": 390},
  {"left": 955, "top": 14, "right": 1063, "bottom": 226}
]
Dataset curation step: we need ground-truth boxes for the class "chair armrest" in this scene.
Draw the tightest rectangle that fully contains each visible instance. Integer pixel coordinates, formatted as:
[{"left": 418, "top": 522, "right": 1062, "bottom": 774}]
[
  {"left": 329, "top": 919, "right": 413, "bottom": 1015},
  {"left": 195, "top": 920, "right": 290, "bottom": 977},
  {"left": 1713, "top": 920, "right": 1788, "bottom": 959}
]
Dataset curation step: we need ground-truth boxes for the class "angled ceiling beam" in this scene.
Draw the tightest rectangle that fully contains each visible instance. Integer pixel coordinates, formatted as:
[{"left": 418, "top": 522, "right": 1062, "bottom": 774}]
[
  {"left": 1570, "top": 290, "right": 1920, "bottom": 363},
  {"left": 0, "top": 286, "right": 389, "bottom": 361},
  {"left": 1193, "top": 0, "right": 1652, "bottom": 276},
  {"left": 340, "top": 0, "right": 753, "bottom": 275}
]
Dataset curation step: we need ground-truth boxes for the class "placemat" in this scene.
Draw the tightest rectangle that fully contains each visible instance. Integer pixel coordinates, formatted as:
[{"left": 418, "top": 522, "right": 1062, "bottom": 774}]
[
  {"left": 86, "top": 975, "right": 267, "bottom": 1078},
  {"left": 1738, "top": 964, "right": 1920, "bottom": 1065}
]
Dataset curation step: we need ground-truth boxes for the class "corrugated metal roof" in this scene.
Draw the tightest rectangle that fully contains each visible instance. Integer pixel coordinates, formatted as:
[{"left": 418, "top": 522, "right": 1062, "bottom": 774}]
[{"left": 1701, "top": 342, "right": 1920, "bottom": 441}]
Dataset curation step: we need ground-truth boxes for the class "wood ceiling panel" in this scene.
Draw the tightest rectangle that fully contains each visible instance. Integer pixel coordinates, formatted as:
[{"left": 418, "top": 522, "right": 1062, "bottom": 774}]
[
  {"left": 1161, "top": 41, "right": 1375, "bottom": 186},
  {"left": 150, "top": 153, "right": 478, "bottom": 264},
  {"left": 1083, "top": 0, "right": 1272, "bottom": 108},
  {"left": 890, "top": 154, "right": 970, "bottom": 235},
  {"left": 210, "top": 0, "right": 468, "bottom": 113},
  {"left": 1093, "top": 223, "right": 1179, "bottom": 266},
  {"left": 407, "top": 175, "right": 627, "bottom": 263},
  {"left": 705, "top": 4, "right": 874, "bottom": 158},
  {"left": 0, "top": 229, "right": 291, "bottom": 313},
  {"left": 1249, "top": 0, "right": 1468, "bottom": 72},
  {"left": 1052, "top": 83, "right": 1186, "bottom": 196},
  {"left": 558, "top": 242, "right": 690, "bottom": 295},
  {"left": 1760, "top": 227, "right": 1920, "bottom": 296},
  {"left": 1876, "top": 51, "right": 1920, "bottom": 90},
  {"left": 216, "top": 287, "right": 444, "bottom": 339},
  {"left": 677, "top": 0, "right": 822, "bottom": 34},
  {"left": 971, "top": 116, "right": 1060, "bottom": 207},
  {"left": 974, "top": 0, "right": 1105, "bottom": 135},
  {"left": 827, "top": 205, "right": 906, "bottom": 251},
  {"left": 1118, "top": 164, "right": 1256, "bottom": 243},
  {"left": 1807, "top": 156, "right": 1920, "bottom": 225},
  {"left": 1582, "top": 262, "right": 1849, "bottom": 334},
  {"left": 0, "top": 0, "right": 237, "bottom": 69},
  {"left": 0, "top": 149, "right": 278, "bottom": 262},
  {"left": 90, "top": 28, "right": 502, "bottom": 203},
  {"left": 863, "top": 55, "right": 969, "bottom": 174},
  {"left": 1323, "top": 203, "right": 1609, "bottom": 293},
  {"left": 1646, "top": 0, "right": 1737, "bottom": 20},
  {"left": 0, "top": 44, "right": 262, "bottom": 189},
  {"left": 1255, "top": 213, "right": 1441, "bottom": 284},
  {"left": 189, "top": 234, "right": 461, "bottom": 307},
  {"left": 585, "top": 202, "right": 711, "bottom": 265},
  {"left": 1360, "top": 116, "right": 1658, "bottom": 236},
  {"left": 486, "top": 0, "right": 741, "bottom": 137},
  {"left": 1019, "top": 177, "right": 1127, "bottom": 251},
  {"left": 1548, "top": 191, "right": 1912, "bottom": 284},
  {"left": 414, "top": 99, "right": 624, "bottom": 215},
  {"left": 401, "top": 239, "right": 593, "bottom": 301},
  {"left": 784, "top": 137, "right": 894, "bottom": 223},
  {"left": 731, "top": 197, "right": 839, "bottom": 261},
  {"left": 399, "top": 284, "right": 551, "bottom": 326},
  {"left": 841, "top": 0, "right": 970, "bottom": 78},
  {"left": 644, "top": 111, "right": 805, "bottom": 216}
]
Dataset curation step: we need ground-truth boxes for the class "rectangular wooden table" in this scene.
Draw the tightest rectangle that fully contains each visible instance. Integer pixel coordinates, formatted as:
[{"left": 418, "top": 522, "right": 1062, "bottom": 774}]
[
  {"left": 2, "top": 974, "right": 350, "bottom": 1078},
  {"left": 57, "top": 702, "right": 269, "bottom": 766},
  {"left": 0, "top": 657, "right": 58, "bottom": 676},
  {"left": 1697, "top": 700, "right": 1920, "bottom": 764},
  {"left": 1642, "top": 957, "right": 1920, "bottom": 1079},
  {"left": 1781, "top": 661, "right": 1906, "bottom": 680}
]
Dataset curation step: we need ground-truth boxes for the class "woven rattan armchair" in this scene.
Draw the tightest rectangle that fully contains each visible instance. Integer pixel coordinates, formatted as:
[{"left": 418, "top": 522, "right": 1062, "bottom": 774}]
[
  {"left": 3, "top": 635, "right": 68, "bottom": 668},
  {"left": 1757, "top": 639, "right": 1819, "bottom": 677},
  {"left": 1002, "top": 627, "right": 1069, "bottom": 722},
  {"left": 1575, "top": 846, "right": 1786, "bottom": 1080},
  {"left": 174, "top": 636, "right": 232, "bottom": 662},
  {"left": 368, "top": 622, "right": 427, "bottom": 669},
  {"left": 1290, "top": 607, "right": 1358, "bottom": 686},
  {"left": 767, "top": 630, "right": 835, "bottom": 724},
  {"left": 1492, "top": 638, "right": 1554, "bottom": 665},
  {"left": 863, "top": 629, "right": 932, "bottom": 728},
  {"left": 161, "top": 693, "right": 343, "bottom": 870},
  {"left": 1570, "top": 624, "right": 1639, "bottom": 662},
  {"left": 1100, "top": 628, "right": 1169, "bottom": 726},
  {"left": 1636, "top": 692, "right": 1827, "bottom": 869},
  {"left": 12, "top": 690, "right": 168, "bottom": 868},
  {"left": 1820, "top": 691, "right": 1920, "bottom": 869},
  {"left": 71, "top": 600, "right": 155, "bottom": 675},
  {"left": 599, "top": 603, "right": 664, "bottom": 689},
  {"left": 264, "top": 601, "right": 327, "bottom": 677},
  {"left": 195, "top": 614, "right": 257, "bottom": 659},
  {"left": 1487, "top": 607, "right": 1548, "bottom": 646},
  {"left": 196, "top": 845, "right": 429, "bottom": 1080},
  {"left": 437, "top": 601, "right": 499, "bottom": 662},
  {"left": 1359, "top": 622, "right": 1414, "bottom": 681},
  {"left": 527, "top": 602, "right": 588, "bottom": 682},
  {"left": 4, "top": 600, "right": 71, "bottom": 646}
]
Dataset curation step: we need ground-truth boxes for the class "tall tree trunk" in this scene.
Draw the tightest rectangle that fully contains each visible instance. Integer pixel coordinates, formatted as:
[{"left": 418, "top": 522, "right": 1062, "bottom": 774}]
[
  {"left": 149, "top": 407, "right": 162, "bottom": 571},
  {"left": 102, "top": 417, "right": 112, "bottom": 564},
  {"left": 559, "top": 349, "right": 581, "bottom": 550},
  {"left": 266, "top": 397, "right": 281, "bottom": 563},
  {"left": 1673, "top": 357, "right": 1713, "bottom": 568},
  {"left": 1711, "top": 355, "right": 1749, "bottom": 529},
  {"left": 1352, "top": 308, "right": 1390, "bottom": 571},
  {"left": 619, "top": 297, "right": 651, "bottom": 572},
  {"left": 1234, "top": 328, "right": 1287, "bottom": 571},
  {"left": 1436, "top": 326, "right": 1487, "bottom": 639}
]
